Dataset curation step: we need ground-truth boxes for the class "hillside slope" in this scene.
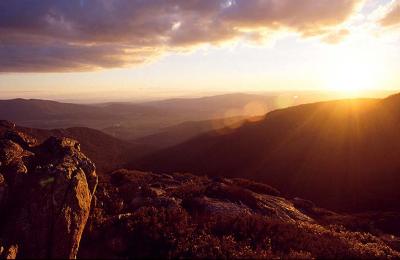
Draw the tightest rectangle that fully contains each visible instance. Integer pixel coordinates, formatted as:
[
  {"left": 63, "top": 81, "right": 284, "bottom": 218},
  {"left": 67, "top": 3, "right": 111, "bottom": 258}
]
[
  {"left": 133, "top": 95, "right": 400, "bottom": 211},
  {"left": 14, "top": 124, "right": 152, "bottom": 173},
  {"left": 132, "top": 116, "right": 250, "bottom": 150}
]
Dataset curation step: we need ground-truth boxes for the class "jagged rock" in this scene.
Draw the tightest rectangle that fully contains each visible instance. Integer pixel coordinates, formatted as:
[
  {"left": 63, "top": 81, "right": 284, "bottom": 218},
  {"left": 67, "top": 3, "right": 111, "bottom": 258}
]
[
  {"left": 4, "top": 130, "right": 37, "bottom": 149},
  {"left": 0, "top": 123, "right": 98, "bottom": 259},
  {"left": 0, "top": 140, "right": 25, "bottom": 166},
  {"left": 42, "top": 136, "right": 81, "bottom": 154},
  {"left": 0, "top": 244, "right": 18, "bottom": 259}
]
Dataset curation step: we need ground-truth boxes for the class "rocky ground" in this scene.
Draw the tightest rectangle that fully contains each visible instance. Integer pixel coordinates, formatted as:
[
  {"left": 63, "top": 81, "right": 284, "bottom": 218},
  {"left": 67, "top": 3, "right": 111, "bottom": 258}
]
[
  {"left": 0, "top": 120, "right": 399, "bottom": 259},
  {"left": 79, "top": 169, "right": 400, "bottom": 259}
]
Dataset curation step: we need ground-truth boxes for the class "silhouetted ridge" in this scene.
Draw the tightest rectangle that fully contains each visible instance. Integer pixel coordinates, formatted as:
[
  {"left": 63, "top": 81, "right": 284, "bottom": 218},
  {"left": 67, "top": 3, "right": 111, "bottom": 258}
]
[{"left": 132, "top": 96, "right": 400, "bottom": 212}]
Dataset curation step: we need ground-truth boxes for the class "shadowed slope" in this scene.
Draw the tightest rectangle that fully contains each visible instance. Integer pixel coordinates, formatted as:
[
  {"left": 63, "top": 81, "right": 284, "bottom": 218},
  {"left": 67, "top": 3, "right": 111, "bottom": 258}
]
[
  {"left": 132, "top": 116, "right": 249, "bottom": 150},
  {"left": 15, "top": 126, "right": 154, "bottom": 173},
  {"left": 133, "top": 96, "right": 400, "bottom": 211}
]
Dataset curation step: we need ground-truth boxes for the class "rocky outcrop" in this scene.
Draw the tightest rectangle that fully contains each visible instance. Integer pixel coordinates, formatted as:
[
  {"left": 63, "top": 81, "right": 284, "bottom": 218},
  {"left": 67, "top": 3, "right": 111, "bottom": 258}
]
[
  {"left": 1, "top": 120, "right": 399, "bottom": 259},
  {"left": 78, "top": 170, "right": 400, "bottom": 259},
  {"left": 0, "top": 121, "right": 97, "bottom": 259}
]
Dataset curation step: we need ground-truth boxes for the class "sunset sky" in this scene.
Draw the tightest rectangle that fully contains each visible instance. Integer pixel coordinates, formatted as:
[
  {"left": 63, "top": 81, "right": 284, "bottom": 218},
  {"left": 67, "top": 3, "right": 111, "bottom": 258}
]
[{"left": 0, "top": 0, "right": 399, "bottom": 101}]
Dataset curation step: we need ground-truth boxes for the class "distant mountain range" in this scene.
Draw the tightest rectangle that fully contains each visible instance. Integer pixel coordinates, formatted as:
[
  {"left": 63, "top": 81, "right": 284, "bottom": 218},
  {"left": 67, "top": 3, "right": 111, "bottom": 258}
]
[
  {"left": 132, "top": 94, "right": 400, "bottom": 212},
  {"left": 0, "top": 93, "right": 317, "bottom": 141},
  {"left": 0, "top": 93, "right": 298, "bottom": 171}
]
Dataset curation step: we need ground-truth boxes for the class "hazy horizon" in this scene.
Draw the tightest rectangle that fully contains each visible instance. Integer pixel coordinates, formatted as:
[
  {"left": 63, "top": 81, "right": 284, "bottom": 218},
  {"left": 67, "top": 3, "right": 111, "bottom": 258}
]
[{"left": 0, "top": 89, "right": 398, "bottom": 104}]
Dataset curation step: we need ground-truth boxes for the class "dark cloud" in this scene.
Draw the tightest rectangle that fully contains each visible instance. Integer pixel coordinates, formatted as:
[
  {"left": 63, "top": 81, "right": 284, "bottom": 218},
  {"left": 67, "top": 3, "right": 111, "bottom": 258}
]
[
  {"left": 380, "top": 2, "right": 400, "bottom": 27},
  {"left": 0, "top": 0, "right": 362, "bottom": 72},
  {"left": 0, "top": 41, "right": 160, "bottom": 72}
]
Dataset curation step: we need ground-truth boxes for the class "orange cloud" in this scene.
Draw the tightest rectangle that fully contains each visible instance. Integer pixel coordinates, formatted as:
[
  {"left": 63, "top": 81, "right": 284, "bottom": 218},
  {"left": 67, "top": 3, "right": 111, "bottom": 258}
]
[
  {"left": 322, "top": 29, "right": 350, "bottom": 44},
  {"left": 380, "top": 2, "right": 400, "bottom": 27}
]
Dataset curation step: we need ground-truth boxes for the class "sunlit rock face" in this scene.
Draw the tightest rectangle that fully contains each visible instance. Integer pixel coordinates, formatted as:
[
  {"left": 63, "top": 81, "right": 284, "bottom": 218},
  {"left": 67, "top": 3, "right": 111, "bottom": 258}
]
[{"left": 0, "top": 120, "right": 97, "bottom": 259}]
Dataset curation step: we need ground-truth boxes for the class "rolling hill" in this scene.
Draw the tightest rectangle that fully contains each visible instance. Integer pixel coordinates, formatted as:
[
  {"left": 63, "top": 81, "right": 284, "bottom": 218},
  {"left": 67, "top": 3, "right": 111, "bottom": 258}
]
[
  {"left": 0, "top": 93, "right": 310, "bottom": 140},
  {"left": 132, "top": 116, "right": 252, "bottom": 150},
  {"left": 0, "top": 98, "right": 163, "bottom": 133},
  {"left": 13, "top": 124, "right": 153, "bottom": 173},
  {"left": 132, "top": 94, "right": 400, "bottom": 212}
]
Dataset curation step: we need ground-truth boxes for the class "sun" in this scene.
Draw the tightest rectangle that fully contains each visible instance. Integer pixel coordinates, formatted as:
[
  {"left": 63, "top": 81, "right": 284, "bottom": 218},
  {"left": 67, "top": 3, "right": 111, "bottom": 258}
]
[
  {"left": 321, "top": 45, "right": 384, "bottom": 97},
  {"left": 325, "top": 63, "right": 376, "bottom": 95}
]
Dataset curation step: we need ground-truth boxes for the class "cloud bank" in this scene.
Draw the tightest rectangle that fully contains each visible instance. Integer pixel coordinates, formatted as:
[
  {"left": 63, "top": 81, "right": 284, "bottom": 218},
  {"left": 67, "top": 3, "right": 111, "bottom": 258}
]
[{"left": 0, "top": 0, "right": 363, "bottom": 72}]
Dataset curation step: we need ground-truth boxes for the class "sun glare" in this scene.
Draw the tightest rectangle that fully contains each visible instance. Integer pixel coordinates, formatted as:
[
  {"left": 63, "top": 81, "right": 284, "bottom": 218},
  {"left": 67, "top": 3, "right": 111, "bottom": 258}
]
[
  {"left": 322, "top": 45, "right": 385, "bottom": 97},
  {"left": 325, "top": 62, "right": 376, "bottom": 95}
]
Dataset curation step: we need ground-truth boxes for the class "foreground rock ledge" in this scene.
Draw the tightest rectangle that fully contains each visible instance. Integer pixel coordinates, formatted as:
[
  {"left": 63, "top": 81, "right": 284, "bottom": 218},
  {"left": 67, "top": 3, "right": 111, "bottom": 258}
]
[{"left": 0, "top": 121, "right": 98, "bottom": 259}]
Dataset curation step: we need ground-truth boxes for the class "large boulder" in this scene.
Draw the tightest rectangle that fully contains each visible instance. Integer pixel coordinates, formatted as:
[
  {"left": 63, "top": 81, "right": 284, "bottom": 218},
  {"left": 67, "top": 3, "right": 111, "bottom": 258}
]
[{"left": 0, "top": 125, "right": 97, "bottom": 259}]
